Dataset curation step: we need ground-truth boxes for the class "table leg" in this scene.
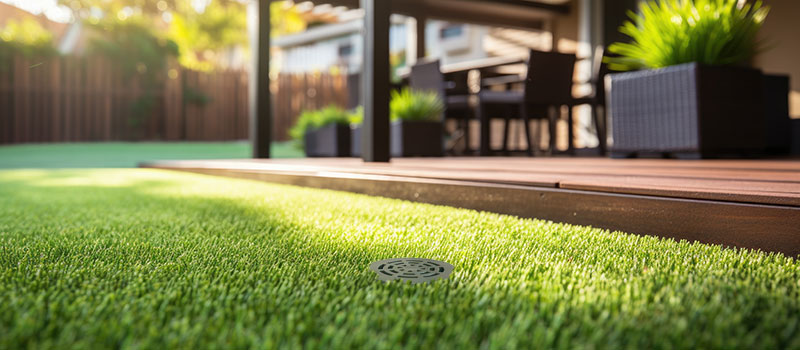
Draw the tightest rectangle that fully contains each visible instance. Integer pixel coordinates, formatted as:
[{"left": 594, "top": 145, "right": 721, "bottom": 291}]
[
  {"left": 548, "top": 106, "right": 557, "bottom": 154},
  {"left": 479, "top": 102, "right": 490, "bottom": 156},
  {"left": 567, "top": 105, "right": 575, "bottom": 154}
]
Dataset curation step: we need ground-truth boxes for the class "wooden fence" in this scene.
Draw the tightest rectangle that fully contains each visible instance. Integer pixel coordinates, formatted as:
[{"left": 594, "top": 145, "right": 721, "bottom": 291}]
[
  {"left": 273, "top": 72, "right": 350, "bottom": 142},
  {"left": 0, "top": 55, "right": 351, "bottom": 144}
]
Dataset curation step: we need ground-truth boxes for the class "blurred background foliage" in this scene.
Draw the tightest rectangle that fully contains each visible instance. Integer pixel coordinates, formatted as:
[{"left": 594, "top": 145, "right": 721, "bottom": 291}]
[
  {"left": 1, "top": 0, "right": 310, "bottom": 134},
  {"left": 87, "top": 18, "right": 178, "bottom": 80},
  {"left": 0, "top": 18, "right": 57, "bottom": 55},
  {"left": 55, "top": 0, "right": 306, "bottom": 71},
  {"left": 0, "top": 18, "right": 58, "bottom": 67}
]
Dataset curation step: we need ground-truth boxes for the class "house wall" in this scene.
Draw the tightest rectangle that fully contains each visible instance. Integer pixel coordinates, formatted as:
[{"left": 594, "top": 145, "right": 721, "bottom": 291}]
[
  {"left": 0, "top": 3, "right": 69, "bottom": 45},
  {"left": 756, "top": 0, "right": 800, "bottom": 118},
  {"left": 554, "top": 0, "right": 579, "bottom": 53},
  {"left": 426, "top": 21, "right": 490, "bottom": 65}
]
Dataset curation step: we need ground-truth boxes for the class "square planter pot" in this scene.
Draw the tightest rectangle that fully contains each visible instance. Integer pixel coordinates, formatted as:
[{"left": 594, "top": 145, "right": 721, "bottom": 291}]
[
  {"left": 763, "top": 74, "right": 791, "bottom": 155},
  {"left": 608, "top": 63, "right": 766, "bottom": 158},
  {"left": 351, "top": 126, "right": 362, "bottom": 157},
  {"left": 350, "top": 121, "right": 444, "bottom": 158},
  {"left": 391, "top": 120, "right": 443, "bottom": 157},
  {"left": 791, "top": 119, "right": 800, "bottom": 156},
  {"left": 304, "top": 124, "right": 351, "bottom": 157}
]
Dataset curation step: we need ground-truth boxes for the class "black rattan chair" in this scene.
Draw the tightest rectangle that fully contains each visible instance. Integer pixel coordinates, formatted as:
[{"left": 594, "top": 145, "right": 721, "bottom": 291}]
[
  {"left": 476, "top": 50, "right": 577, "bottom": 156},
  {"left": 568, "top": 47, "right": 610, "bottom": 154},
  {"left": 409, "top": 60, "right": 474, "bottom": 154}
]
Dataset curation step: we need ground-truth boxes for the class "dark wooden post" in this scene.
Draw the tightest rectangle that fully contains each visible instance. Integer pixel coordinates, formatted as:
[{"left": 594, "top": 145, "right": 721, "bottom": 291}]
[
  {"left": 415, "top": 16, "right": 426, "bottom": 59},
  {"left": 361, "top": 0, "right": 391, "bottom": 162},
  {"left": 250, "top": 0, "right": 271, "bottom": 158}
]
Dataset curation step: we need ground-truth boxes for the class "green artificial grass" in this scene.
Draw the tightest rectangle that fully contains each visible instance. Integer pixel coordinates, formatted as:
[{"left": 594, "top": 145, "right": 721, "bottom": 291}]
[
  {"left": 0, "top": 142, "right": 303, "bottom": 169},
  {"left": 1, "top": 169, "right": 798, "bottom": 349}
]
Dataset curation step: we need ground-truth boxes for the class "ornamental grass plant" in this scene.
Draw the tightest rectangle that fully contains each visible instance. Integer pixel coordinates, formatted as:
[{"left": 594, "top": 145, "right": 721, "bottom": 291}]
[
  {"left": 390, "top": 88, "right": 444, "bottom": 122},
  {"left": 288, "top": 105, "right": 357, "bottom": 149},
  {"left": 606, "top": 0, "right": 769, "bottom": 71}
]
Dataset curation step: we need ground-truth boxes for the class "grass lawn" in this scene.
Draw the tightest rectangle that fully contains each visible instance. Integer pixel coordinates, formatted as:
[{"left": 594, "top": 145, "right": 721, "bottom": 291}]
[
  {"left": 1, "top": 169, "right": 799, "bottom": 349},
  {"left": 0, "top": 142, "right": 303, "bottom": 168}
]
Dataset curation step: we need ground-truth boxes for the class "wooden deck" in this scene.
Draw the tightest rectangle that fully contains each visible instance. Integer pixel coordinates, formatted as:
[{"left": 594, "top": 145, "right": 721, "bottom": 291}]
[{"left": 143, "top": 158, "right": 800, "bottom": 257}]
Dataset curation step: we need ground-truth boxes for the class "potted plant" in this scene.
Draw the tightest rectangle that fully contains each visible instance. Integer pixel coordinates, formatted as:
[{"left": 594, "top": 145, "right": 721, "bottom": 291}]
[
  {"left": 351, "top": 88, "right": 445, "bottom": 157},
  {"left": 289, "top": 105, "right": 355, "bottom": 157},
  {"left": 349, "top": 107, "right": 364, "bottom": 157},
  {"left": 606, "top": 0, "right": 770, "bottom": 158},
  {"left": 390, "top": 88, "right": 445, "bottom": 157}
]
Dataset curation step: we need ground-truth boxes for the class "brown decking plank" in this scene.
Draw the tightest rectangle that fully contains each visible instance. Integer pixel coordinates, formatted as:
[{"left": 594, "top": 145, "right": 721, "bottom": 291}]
[
  {"left": 403, "top": 157, "right": 800, "bottom": 171},
  {"left": 147, "top": 159, "right": 562, "bottom": 187},
  {"left": 390, "top": 158, "right": 800, "bottom": 180},
  {"left": 150, "top": 159, "right": 800, "bottom": 206},
  {"left": 230, "top": 158, "right": 800, "bottom": 184},
  {"left": 144, "top": 165, "right": 800, "bottom": 257},
  {"left": 559, "top": 178, "right": 800, "bottom": 207},
  {"left": 388, "top": 161, "right": 800, "bottom": 183},
  {"left": 388, "top": 161, "right": 800, "bottom": 205},
  {"left": 208, "top": 157, "right": 800, "bottom": 174}
]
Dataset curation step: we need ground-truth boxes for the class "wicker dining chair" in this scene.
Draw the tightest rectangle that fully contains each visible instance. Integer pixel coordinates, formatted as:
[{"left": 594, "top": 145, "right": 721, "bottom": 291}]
[
  {"left": 476, "top": 49, "right": 577, "bottom": 156},
  {"left": 568, "top": 46, "right": 610, "bottom": 154},
  {"left": 409, "top": 60, "right": 474, "bottom": 154}
]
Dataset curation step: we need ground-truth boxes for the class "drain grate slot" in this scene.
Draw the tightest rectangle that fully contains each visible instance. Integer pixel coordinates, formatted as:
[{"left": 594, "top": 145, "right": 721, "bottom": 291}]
[{"left": 369, "top": 258, "right": 454, "bottom": 284}]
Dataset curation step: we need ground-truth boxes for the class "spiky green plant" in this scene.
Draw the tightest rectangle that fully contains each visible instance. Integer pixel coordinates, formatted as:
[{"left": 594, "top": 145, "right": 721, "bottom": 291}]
[
  {"left": 347, "top": 106, "right": 364, "bottom": 125},
  {"left": 288, "top": 105, "right": 356, "bottom": 149},
  {"left": 606, "top": 0, "right": 769, "bottom": 71},
  {"left": 390, "top": 88, "right": 444, "bottom": 122}
]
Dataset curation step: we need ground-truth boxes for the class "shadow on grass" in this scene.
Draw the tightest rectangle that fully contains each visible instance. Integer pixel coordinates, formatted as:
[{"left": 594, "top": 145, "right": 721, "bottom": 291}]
[{"left": 0, "top": 170, "right": 540, "bottom": 348}]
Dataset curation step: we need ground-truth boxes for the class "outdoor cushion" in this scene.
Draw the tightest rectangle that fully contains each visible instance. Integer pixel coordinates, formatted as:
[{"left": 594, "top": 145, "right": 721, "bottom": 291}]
[{"left": 478, "top": 90, "right": 524, "bottom": 104}]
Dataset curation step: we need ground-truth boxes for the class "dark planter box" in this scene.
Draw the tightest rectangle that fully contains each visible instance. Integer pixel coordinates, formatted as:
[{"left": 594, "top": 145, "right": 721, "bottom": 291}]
[
  {"left": 351, "top": 121, "right": 444, "bottom": 157},
  {"left": 763, "top": 74, "right": 791, "bottom": 154},
  {"left": 391, "top": 120, "right": 443, "bottom": 157},
  {"left": 351, "top": 126, "right": 362, "bottom": 157},
  {"left": 304, "top": 124, "right": 351, "bottom": 157},
  {"left": 608, "top": 63, "right": 766, "bottom": 158},
  {"left": 792, "top": 119, "right": 800, "bottom": 155}
]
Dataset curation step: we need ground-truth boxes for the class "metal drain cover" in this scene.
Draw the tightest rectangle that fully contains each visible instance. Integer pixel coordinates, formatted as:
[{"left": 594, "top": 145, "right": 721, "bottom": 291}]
[{"left": 369, "top": 258, "right": 454, "bottom": 284}]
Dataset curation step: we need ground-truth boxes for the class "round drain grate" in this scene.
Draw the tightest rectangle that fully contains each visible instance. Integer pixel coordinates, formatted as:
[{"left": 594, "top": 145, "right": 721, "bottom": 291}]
[{"left": 369, "top": 258, "right": 454, "bottom": 284}]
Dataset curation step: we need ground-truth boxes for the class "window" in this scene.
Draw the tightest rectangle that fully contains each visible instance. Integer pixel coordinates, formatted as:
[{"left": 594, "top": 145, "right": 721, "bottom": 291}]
[
  {"left": 440, "top": 24, "right": 464, "bottom": 39},
  {"left": 338, "top": 44, "right": 353, "bottom": 58}
]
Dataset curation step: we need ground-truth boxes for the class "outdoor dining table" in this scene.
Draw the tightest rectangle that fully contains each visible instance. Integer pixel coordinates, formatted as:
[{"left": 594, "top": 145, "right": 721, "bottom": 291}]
[
  {"left": 442, "top": 56, "right": 529, "bottom": 156},
  {"left": 397, "top": 55, "right": 526, "bottom": 78},
  {"left": 399, "top": 55, "right": 529, "bottom": 156}
]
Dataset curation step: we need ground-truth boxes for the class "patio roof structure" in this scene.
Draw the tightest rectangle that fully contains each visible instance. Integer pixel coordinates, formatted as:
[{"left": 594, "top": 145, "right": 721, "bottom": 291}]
[{"left": 250, "top": 0, "right": 573, "bottom": 161}]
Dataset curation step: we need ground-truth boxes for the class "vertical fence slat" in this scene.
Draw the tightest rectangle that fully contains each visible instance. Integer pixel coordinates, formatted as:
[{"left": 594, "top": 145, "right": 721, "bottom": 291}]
[
  {"left": 16, "top": 56, "right": 28, "bottom": 143},
  {"left": 0, "top": 60, "right": 11, "bottom": 144}
]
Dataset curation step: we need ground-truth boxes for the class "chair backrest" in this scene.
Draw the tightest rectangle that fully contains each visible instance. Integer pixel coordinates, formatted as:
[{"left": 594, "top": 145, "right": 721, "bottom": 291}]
[
  {"left": 447, "top": 71, "right": 471, "bottom": 96},
  {"left": 523, "top": 50, "right": 577, "bottom": 105},
  {"left": 409, "top": 60, "right": 445, "bottom": 99},
  {"left": 346, "top": 73, "right": 361, "bottom": 109}
]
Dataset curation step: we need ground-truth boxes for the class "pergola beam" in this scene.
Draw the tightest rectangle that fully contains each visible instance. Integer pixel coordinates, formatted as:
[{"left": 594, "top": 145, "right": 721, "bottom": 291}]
[
  {"left": 279, "top": 0, "right": 565, "bottom": 31},
  {"left": 453, "top": 0, "right": 569, "bottom": 14},
  {"left": 269, "top": 0, "right": 569, "bottom": 17}
]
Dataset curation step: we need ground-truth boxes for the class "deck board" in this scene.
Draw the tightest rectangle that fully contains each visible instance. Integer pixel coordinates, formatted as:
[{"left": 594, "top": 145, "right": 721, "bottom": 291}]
[
  {"left": 143, "top": 157, "right": 800, "bottom": 256},
  {"left": 147, "top": 158, "right": 800, "bottom": 206}
]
